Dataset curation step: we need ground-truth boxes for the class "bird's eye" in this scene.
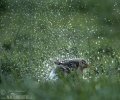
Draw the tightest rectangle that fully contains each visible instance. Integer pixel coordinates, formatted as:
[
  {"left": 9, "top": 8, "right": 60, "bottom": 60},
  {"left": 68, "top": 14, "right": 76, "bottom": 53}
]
[{"left": 82, "top": 60, "right": 86, "bottom": 64}]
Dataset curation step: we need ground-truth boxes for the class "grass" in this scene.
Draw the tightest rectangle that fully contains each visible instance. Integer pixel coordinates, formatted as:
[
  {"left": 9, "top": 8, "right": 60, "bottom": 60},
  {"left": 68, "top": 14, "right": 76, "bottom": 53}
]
[{"left": 0, "top": 0, "right": 120, "bottom": 100}]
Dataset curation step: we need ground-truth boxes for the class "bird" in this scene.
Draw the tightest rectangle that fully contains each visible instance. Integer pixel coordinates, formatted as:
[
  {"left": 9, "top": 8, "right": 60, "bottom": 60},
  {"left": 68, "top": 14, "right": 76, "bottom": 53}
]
[
  {"left": 49, "top": 59, "right": 89, "bottom": 80},
  {"left": 55, "top": 59, "right": 89, "bottom": 72}
]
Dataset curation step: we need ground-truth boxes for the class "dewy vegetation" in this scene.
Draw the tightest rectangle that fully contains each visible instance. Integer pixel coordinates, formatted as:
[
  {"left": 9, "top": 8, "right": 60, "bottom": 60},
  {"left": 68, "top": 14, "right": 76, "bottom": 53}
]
[{"left": 0, "top": 0, "right": 120, "bottom": 99}]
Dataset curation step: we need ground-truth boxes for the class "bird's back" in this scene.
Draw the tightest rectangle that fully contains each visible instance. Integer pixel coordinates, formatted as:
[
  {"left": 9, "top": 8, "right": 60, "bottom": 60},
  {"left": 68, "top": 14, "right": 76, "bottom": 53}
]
[{"left": 54, "top": 59, "right": 81, "bottom": 71}]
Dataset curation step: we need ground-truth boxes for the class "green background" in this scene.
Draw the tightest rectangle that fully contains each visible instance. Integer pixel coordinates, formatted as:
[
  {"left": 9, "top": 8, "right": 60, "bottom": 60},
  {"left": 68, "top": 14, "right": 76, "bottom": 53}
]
[{"left": 0, "top": 0, "right": 120, "bottom": 99}]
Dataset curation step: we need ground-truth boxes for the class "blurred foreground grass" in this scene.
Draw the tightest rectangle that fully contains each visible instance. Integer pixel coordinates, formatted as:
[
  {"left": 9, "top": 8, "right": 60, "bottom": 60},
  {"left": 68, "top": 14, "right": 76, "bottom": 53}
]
[{"left": 0, "top": 0, "right": 120, "bottom": 100}]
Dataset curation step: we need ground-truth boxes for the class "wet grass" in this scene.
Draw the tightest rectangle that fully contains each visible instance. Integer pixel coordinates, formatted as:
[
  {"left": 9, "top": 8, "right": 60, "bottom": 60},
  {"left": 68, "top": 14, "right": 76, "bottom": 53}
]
[{"left": 0, "top": 0, "right": 120, "bottom": 100}]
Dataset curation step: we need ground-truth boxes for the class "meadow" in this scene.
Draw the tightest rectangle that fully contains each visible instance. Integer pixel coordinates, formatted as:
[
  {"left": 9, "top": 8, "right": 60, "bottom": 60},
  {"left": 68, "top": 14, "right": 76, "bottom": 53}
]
[{"left": 0, "top": 0, "right": 120, "bottom": 99}]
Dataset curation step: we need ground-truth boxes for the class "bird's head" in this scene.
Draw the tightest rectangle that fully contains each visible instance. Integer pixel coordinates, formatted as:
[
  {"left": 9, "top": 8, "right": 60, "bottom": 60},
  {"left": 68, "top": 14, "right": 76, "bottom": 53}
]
[{"left": 79, "top": 60, "right": 89, "bottom": 70}]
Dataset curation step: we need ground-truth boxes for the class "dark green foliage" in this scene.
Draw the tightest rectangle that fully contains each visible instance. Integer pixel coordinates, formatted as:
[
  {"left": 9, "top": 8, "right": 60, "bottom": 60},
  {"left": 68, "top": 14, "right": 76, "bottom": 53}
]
[
  {"left": 0, "top": 0, "right": 120, "bottom": 99},
  {"left": 2, "top": 42, "right": 12, "bottom": 51},
  {"left": 0, "top": 0, "right": 8, "bottom": 14}
]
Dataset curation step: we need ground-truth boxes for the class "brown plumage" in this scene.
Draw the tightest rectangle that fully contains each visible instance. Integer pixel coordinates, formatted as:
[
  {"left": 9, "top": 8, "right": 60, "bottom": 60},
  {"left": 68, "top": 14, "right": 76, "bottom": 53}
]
[
  {"left": 54, "top": 59, "right": 89, "bottom": 74},
  {"left": 48, "top": 59, "right": 89, "bottom": 80}
]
